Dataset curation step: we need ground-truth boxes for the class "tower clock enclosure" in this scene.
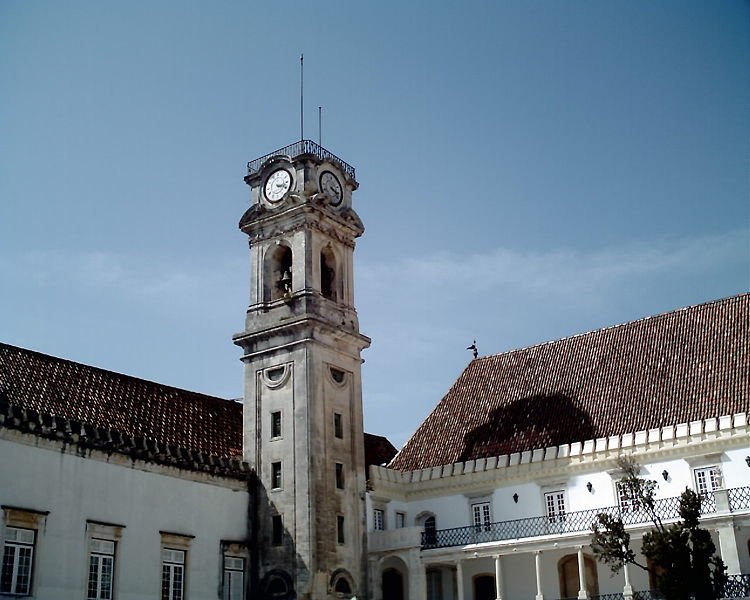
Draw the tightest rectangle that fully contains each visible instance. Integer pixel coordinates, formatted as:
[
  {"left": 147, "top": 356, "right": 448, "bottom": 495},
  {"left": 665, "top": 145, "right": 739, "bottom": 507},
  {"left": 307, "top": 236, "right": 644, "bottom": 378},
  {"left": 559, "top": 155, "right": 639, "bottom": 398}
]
[{"left": 233, "top": 141, "right": 370, "bottom": 600}]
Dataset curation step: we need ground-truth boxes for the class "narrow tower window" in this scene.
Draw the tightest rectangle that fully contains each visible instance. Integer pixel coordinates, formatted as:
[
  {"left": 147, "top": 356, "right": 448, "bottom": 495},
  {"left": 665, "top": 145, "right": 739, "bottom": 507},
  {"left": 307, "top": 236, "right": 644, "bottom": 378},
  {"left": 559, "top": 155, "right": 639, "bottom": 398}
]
[
  {"left": 337, "top": 516, "right": 345, "bottom": 544},
  {"left": 272, "top": 516, "right": 283, "bottom": 546},
  {"left": 271, "top": 462, "right": 282, "bottom": 490},
  {"left": 320, "top": 246, "right": 337, "bottom": 301},
  {"left": 335, "top": 463, "right": 345, "bottom": 489},
  {"left": 270, "top": 411, "right": 282, "bottom": 439},
  {"left": 333, "top": 413, "right": 343, "bottom": 439}
]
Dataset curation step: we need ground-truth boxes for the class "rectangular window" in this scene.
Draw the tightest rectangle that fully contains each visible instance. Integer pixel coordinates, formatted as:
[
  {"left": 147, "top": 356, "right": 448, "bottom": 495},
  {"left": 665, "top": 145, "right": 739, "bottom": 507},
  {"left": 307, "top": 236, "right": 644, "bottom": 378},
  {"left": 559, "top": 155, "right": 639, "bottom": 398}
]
[
  {"left": 616, "top": 480, "right": 640, "bottom": 513},
  {"left": 337, "top": 516, "right": 345, "bottom": 544},
  {"left": 544, "top": 490, "right": 566, "bottom": 523},
  {"left": 1, "top": 527, "right": 35, "bottom": 595},
  {"left": 223, "top": 556, "right": 244, "bottom": 600},
  {"left": 161, "top": 548, "right": 185, "bottom": 600},
  {"left": 270, "top": 411, "right": 282, "bottom": 439},
  {"left": 87, "top": 539, "right": 115, "bottom": 600},
  {"left": 373, "top": 509, "right": 385, "bottom": 531},
  {"left": 335, "top": 463, "right": 345, "bottom": 489},
  {"left": 395, "top": 512, "right": 406, "bottom": 529},
  {"left": 694, "top": 466, "right": 722, "bottom": 495},
  {"left": 334, "top": 413, "right": 343, "bottom": 439},
  {"left": 271, "top": 461, "right": 282, "bottom": 490},
  {"left": 272, "top": 515, "right": 283, "bottom": 546},
  {"left": 471, "top": 502, "right": 492, "bottom": 532}
]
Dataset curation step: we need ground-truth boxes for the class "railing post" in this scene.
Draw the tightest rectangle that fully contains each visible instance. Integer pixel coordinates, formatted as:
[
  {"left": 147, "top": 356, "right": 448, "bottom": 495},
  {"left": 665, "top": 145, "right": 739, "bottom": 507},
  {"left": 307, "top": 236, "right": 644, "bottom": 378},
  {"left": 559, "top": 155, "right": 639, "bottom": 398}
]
[
  {"left": 714, "top": 488, "right": 730, "bottom": 512},
  {"left": 534, "top": 551, "right": 544, "bottom": 600}
]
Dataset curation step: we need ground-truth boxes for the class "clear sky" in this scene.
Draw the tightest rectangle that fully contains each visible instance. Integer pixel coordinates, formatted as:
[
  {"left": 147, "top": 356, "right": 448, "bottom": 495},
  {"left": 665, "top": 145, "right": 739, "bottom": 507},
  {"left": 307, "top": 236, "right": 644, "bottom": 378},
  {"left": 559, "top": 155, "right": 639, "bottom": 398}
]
[{"left": 1, "top": 1, "right": 748, "bottom": 448}]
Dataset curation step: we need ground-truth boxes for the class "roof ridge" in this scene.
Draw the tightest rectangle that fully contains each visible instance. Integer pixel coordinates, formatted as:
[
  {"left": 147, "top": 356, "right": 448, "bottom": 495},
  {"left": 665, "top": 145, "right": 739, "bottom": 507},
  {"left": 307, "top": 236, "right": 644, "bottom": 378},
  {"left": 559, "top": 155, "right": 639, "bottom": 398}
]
[
  {"left": 0, "top": 341, "right": 232, "bottom": 405},
  {"left": 474, "top": 292, "right": 749, "bottom": 361}
]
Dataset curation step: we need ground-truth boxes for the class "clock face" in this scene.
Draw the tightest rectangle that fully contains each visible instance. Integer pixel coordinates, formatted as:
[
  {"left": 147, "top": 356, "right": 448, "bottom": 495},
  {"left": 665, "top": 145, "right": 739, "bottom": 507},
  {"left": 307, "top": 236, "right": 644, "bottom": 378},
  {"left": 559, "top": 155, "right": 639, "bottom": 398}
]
[
  {"left": 264, "top": 169, "right": 292, "bottom": 202},
  {"left": 319, "top": 171, "right": 343, "bottom": 205}
]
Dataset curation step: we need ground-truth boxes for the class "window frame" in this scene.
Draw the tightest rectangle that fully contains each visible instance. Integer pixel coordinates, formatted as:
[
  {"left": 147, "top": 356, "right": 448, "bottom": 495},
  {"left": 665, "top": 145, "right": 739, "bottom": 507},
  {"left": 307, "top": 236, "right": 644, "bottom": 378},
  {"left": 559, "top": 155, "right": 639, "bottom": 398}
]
[
  {"left": 693, "top": 465, "right": 723, "bottom": 495},
  {"left": 159, "top": 531, "right": 192, "bottom": 600},
  {"left": 270, "top": 411, "right": 282, "bottom": 440},
  {"left": 1, "top": 526, "right": 35, "bottom": 596},
  {"left": 336, "top": 516, "right": 345, "bottom": 545},
  {"left": 395, "top": 512, "right": 406, "bottom": 529},
  {"left": 544, "top": 490, "right": 567, "bottom": 524},
  {"left": 333, "top": 413, "right": 343, "bottom": 439},
  {"left": 222, "top": 555, "right": 245, "bottom": 600},
  {"left": 335, "top": 463, "right": 345, "bottom": 490},
  {"left": 373, "top": 509, "right": 385, "bottom": 531},
  {"left": 271, "top": 515, "right": 283, "bottom": 547},
  {"left": 87, "top": 538, "right": 116, "bottom": 600},
  {"left": 271, "top": 461, "right": 283, "bottom": 490},
  {"left": 470, "top": 501, "right": 492, "bottom": 532}
]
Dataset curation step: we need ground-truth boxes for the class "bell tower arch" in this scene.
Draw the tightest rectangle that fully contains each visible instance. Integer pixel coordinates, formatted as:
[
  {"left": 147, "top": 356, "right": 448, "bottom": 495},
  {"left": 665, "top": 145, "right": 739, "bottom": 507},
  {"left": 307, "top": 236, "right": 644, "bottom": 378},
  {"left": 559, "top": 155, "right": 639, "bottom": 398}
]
[{"left": 233, "top": 141, "right": 370, "bottom": 600}]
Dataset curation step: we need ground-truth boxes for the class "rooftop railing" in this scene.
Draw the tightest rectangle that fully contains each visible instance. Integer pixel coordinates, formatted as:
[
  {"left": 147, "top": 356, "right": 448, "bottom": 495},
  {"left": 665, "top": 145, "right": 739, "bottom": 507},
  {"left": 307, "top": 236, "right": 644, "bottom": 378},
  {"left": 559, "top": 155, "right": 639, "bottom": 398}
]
[
  {"left": 246, "top": 140, "right": 356, "bottom": 181},
  {"left": 422, "top": 486, "right": 749, "bottom": 550}
]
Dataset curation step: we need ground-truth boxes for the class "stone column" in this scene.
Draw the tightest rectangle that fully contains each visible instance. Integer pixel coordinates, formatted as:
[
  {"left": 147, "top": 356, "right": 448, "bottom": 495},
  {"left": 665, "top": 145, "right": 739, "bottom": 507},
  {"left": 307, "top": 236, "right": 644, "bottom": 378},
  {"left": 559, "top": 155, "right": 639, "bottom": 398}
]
[
  {"left": 494, "top": 555, "right": 504, "bottom": 600},
  {"left": 535, "top": 551, "right": 544, "bottom": 600},
  {"left": 408, "top": 548, "right": 426, "bottom": 600},
  {"left": 716, "top": 523, "right": 741, "bottom": 575},
  {"left": 576, "top": 546, "right": 589, "bottom": 600},
  {"left": 369, "top": 557, "right": 382, "bottom": 600},
  {"left": 622, "top": 561, "right": 633, "bottom": 600},
  {"left": 456, "top": 560, "right": 465, "bottom": 600}
]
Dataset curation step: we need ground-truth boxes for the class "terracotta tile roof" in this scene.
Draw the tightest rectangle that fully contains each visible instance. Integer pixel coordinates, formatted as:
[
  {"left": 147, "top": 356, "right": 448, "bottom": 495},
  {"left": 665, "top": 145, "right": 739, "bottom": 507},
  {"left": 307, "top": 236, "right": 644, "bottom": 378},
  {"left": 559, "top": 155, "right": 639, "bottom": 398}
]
[
  {"left": 364, "top": 432, "right": 398, "bottom": 469},
  {"left": 0, "top": 343, "right": 243, "bottom": 459},
  {"left": 389, "top": 294, "right": 750, "bottom": 472}
]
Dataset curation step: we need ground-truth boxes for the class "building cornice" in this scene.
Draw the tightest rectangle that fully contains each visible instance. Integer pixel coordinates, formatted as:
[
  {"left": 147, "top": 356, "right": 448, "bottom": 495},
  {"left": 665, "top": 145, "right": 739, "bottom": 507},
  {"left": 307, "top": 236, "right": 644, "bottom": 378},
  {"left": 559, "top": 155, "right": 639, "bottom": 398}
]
[{"left": 371, "top": 412, "right": 748, "bottom": 501}]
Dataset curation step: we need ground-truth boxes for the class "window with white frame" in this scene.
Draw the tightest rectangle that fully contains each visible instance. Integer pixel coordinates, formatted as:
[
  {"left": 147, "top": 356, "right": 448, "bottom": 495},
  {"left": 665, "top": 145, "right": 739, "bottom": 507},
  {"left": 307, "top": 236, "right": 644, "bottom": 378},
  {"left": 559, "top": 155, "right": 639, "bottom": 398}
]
[
  {"left": 616, "top": 480, "right": 640, "bottom": 513},
  {"left": 373, "top": 509, "right": 385, "bottom": 531},
  {"left": 471, "top": 501, "right": 492, "bottom": 532},
  {"left": 1, "top": 526, "right": 35, "bottom": 595},
  {"left": 694, "top": 466, "right": 722, "bottom": 495},
  {"left": 544, "top": 490, "right": 566, "bottom": 523},
  {"left": 223, "top": 556, "right": 244, "bottom": 600},
  {"left": 87, "top": 538, "right": 115, "bottom": 600},
  {"left": 162, "top": 548, "right": 185, "bottom": 600}
]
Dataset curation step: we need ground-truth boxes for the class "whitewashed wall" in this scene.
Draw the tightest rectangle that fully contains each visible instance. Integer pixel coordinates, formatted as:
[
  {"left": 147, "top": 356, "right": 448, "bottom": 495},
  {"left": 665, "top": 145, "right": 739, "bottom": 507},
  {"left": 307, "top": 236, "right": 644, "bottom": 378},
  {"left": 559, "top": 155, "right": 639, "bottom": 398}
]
[{"left": 0, "top": 434, "right": 249, "bottom": 600}]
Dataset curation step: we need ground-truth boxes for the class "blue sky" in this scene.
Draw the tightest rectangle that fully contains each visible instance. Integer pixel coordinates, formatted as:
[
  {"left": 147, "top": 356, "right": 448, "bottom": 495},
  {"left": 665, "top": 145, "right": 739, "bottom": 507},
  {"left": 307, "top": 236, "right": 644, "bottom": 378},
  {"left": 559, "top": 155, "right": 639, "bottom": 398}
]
[{"left": 1, "top": 1, "right": 748, "bottom": 448}]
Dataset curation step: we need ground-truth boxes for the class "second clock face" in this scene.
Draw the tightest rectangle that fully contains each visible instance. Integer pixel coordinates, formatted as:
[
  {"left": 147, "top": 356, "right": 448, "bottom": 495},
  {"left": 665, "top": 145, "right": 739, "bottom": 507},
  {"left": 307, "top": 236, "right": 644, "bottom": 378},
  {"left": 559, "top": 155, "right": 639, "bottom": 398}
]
[
  {"left": 319, "top": 171, "right": 343, "bottom": 205},
  {"left": 264, "top": 169, "right": 292, "bottom": 202}
]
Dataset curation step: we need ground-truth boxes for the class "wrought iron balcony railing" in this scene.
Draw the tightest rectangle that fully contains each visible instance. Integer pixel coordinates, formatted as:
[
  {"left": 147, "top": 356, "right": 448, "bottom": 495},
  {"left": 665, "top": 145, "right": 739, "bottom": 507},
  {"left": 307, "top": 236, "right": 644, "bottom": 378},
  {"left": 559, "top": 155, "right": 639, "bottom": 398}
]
[
  {"left": 421, "top": 486, "right": 749, "bottom": 550},
  {"left": 247, "top": 140, "right": 356, "bottom": 181}
]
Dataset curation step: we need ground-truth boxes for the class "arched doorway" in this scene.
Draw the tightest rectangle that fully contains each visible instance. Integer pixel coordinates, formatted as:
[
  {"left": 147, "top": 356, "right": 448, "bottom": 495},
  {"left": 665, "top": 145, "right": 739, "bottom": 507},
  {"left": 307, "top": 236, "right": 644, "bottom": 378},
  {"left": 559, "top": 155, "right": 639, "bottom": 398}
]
[
  {"left": 473, "top": 574, "right": 495, "bottom": 600},
  {"left": 383, "top": 568, "right": 405, "bottom": 600},
  {"left": 558, "top": 554, "right": 599, "bottom": 597}
]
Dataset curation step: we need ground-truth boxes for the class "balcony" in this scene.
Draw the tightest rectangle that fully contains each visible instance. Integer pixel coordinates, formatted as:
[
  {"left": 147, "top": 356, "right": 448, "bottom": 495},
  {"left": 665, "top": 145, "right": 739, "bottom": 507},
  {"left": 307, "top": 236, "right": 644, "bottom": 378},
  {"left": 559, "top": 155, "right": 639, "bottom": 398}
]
[
  {"left": 246, "top": 139, "right": 356, "bottom": 180},
  {"left": 422, "top": 486, "right": 750, "bottom": 550}
]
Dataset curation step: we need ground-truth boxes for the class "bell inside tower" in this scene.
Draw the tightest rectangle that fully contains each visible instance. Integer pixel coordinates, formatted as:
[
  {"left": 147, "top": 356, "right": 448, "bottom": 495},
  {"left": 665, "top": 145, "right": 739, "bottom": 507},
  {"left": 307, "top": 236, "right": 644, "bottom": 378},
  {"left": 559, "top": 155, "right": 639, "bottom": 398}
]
[{"left": 264, "top": 243, "right": 293, "bottom": 302}]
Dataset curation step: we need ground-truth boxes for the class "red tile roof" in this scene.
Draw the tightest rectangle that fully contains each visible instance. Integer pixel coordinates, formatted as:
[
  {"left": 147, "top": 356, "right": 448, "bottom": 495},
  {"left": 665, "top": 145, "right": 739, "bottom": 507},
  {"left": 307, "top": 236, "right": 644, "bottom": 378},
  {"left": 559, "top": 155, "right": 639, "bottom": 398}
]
[
  {"left": 364, "top": 432, "right": 398, "bottom": 468},
  {"left": 389, "top": 294, "right": 749, "bottom": 472},
  {"left": 0, "top": 343, "right": 243, "bottom": 459}
]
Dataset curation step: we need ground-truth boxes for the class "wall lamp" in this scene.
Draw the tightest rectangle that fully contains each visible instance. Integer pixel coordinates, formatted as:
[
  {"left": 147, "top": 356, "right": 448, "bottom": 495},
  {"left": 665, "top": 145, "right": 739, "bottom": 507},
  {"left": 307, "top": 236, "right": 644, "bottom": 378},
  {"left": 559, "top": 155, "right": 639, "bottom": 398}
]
[
  {"left": 662, "top": 470, "right": 669, "bottom": 481},
  {"left": 745, "top": 456, "right": 750, "bottom": 467},
  {"left": 513, "top": 493, "right": 519, "bottom": 504},
  {"left": 586, "top": 482, "right": 593, "bottom": 493}
]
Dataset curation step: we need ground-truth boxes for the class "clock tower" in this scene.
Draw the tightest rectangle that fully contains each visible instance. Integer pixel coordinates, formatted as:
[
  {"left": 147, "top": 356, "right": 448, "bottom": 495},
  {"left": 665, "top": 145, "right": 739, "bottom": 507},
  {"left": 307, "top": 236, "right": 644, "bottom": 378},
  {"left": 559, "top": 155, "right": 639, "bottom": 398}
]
[{"left": 233, "top": 140, "right": 370, "bottom": 600}]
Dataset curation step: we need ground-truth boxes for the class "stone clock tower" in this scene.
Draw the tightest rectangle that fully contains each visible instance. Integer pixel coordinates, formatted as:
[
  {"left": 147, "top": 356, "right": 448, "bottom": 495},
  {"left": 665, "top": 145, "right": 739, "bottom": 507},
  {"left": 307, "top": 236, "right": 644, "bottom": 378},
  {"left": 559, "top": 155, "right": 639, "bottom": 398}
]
[{"left": 233, "top": 141, "right": 370, "bottom": 600}]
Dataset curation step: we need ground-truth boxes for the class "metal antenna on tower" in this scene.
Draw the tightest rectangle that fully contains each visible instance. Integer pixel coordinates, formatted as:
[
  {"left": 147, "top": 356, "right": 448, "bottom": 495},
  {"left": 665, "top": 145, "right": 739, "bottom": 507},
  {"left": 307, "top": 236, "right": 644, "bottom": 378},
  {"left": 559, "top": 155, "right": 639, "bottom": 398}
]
[
  {"left": 300, "top": 54, "right": 304, "bottom": 141},
  {"left": 318, "top": 106, "right": 322, "bottom": 146}
]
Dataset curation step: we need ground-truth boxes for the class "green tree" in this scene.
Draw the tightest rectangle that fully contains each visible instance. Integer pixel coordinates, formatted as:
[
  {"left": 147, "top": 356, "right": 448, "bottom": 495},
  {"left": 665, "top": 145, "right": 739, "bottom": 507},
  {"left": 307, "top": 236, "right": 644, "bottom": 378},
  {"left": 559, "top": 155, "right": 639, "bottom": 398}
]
[{"left": 591, "top": 456, "right": 726, "bottom": 600}]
